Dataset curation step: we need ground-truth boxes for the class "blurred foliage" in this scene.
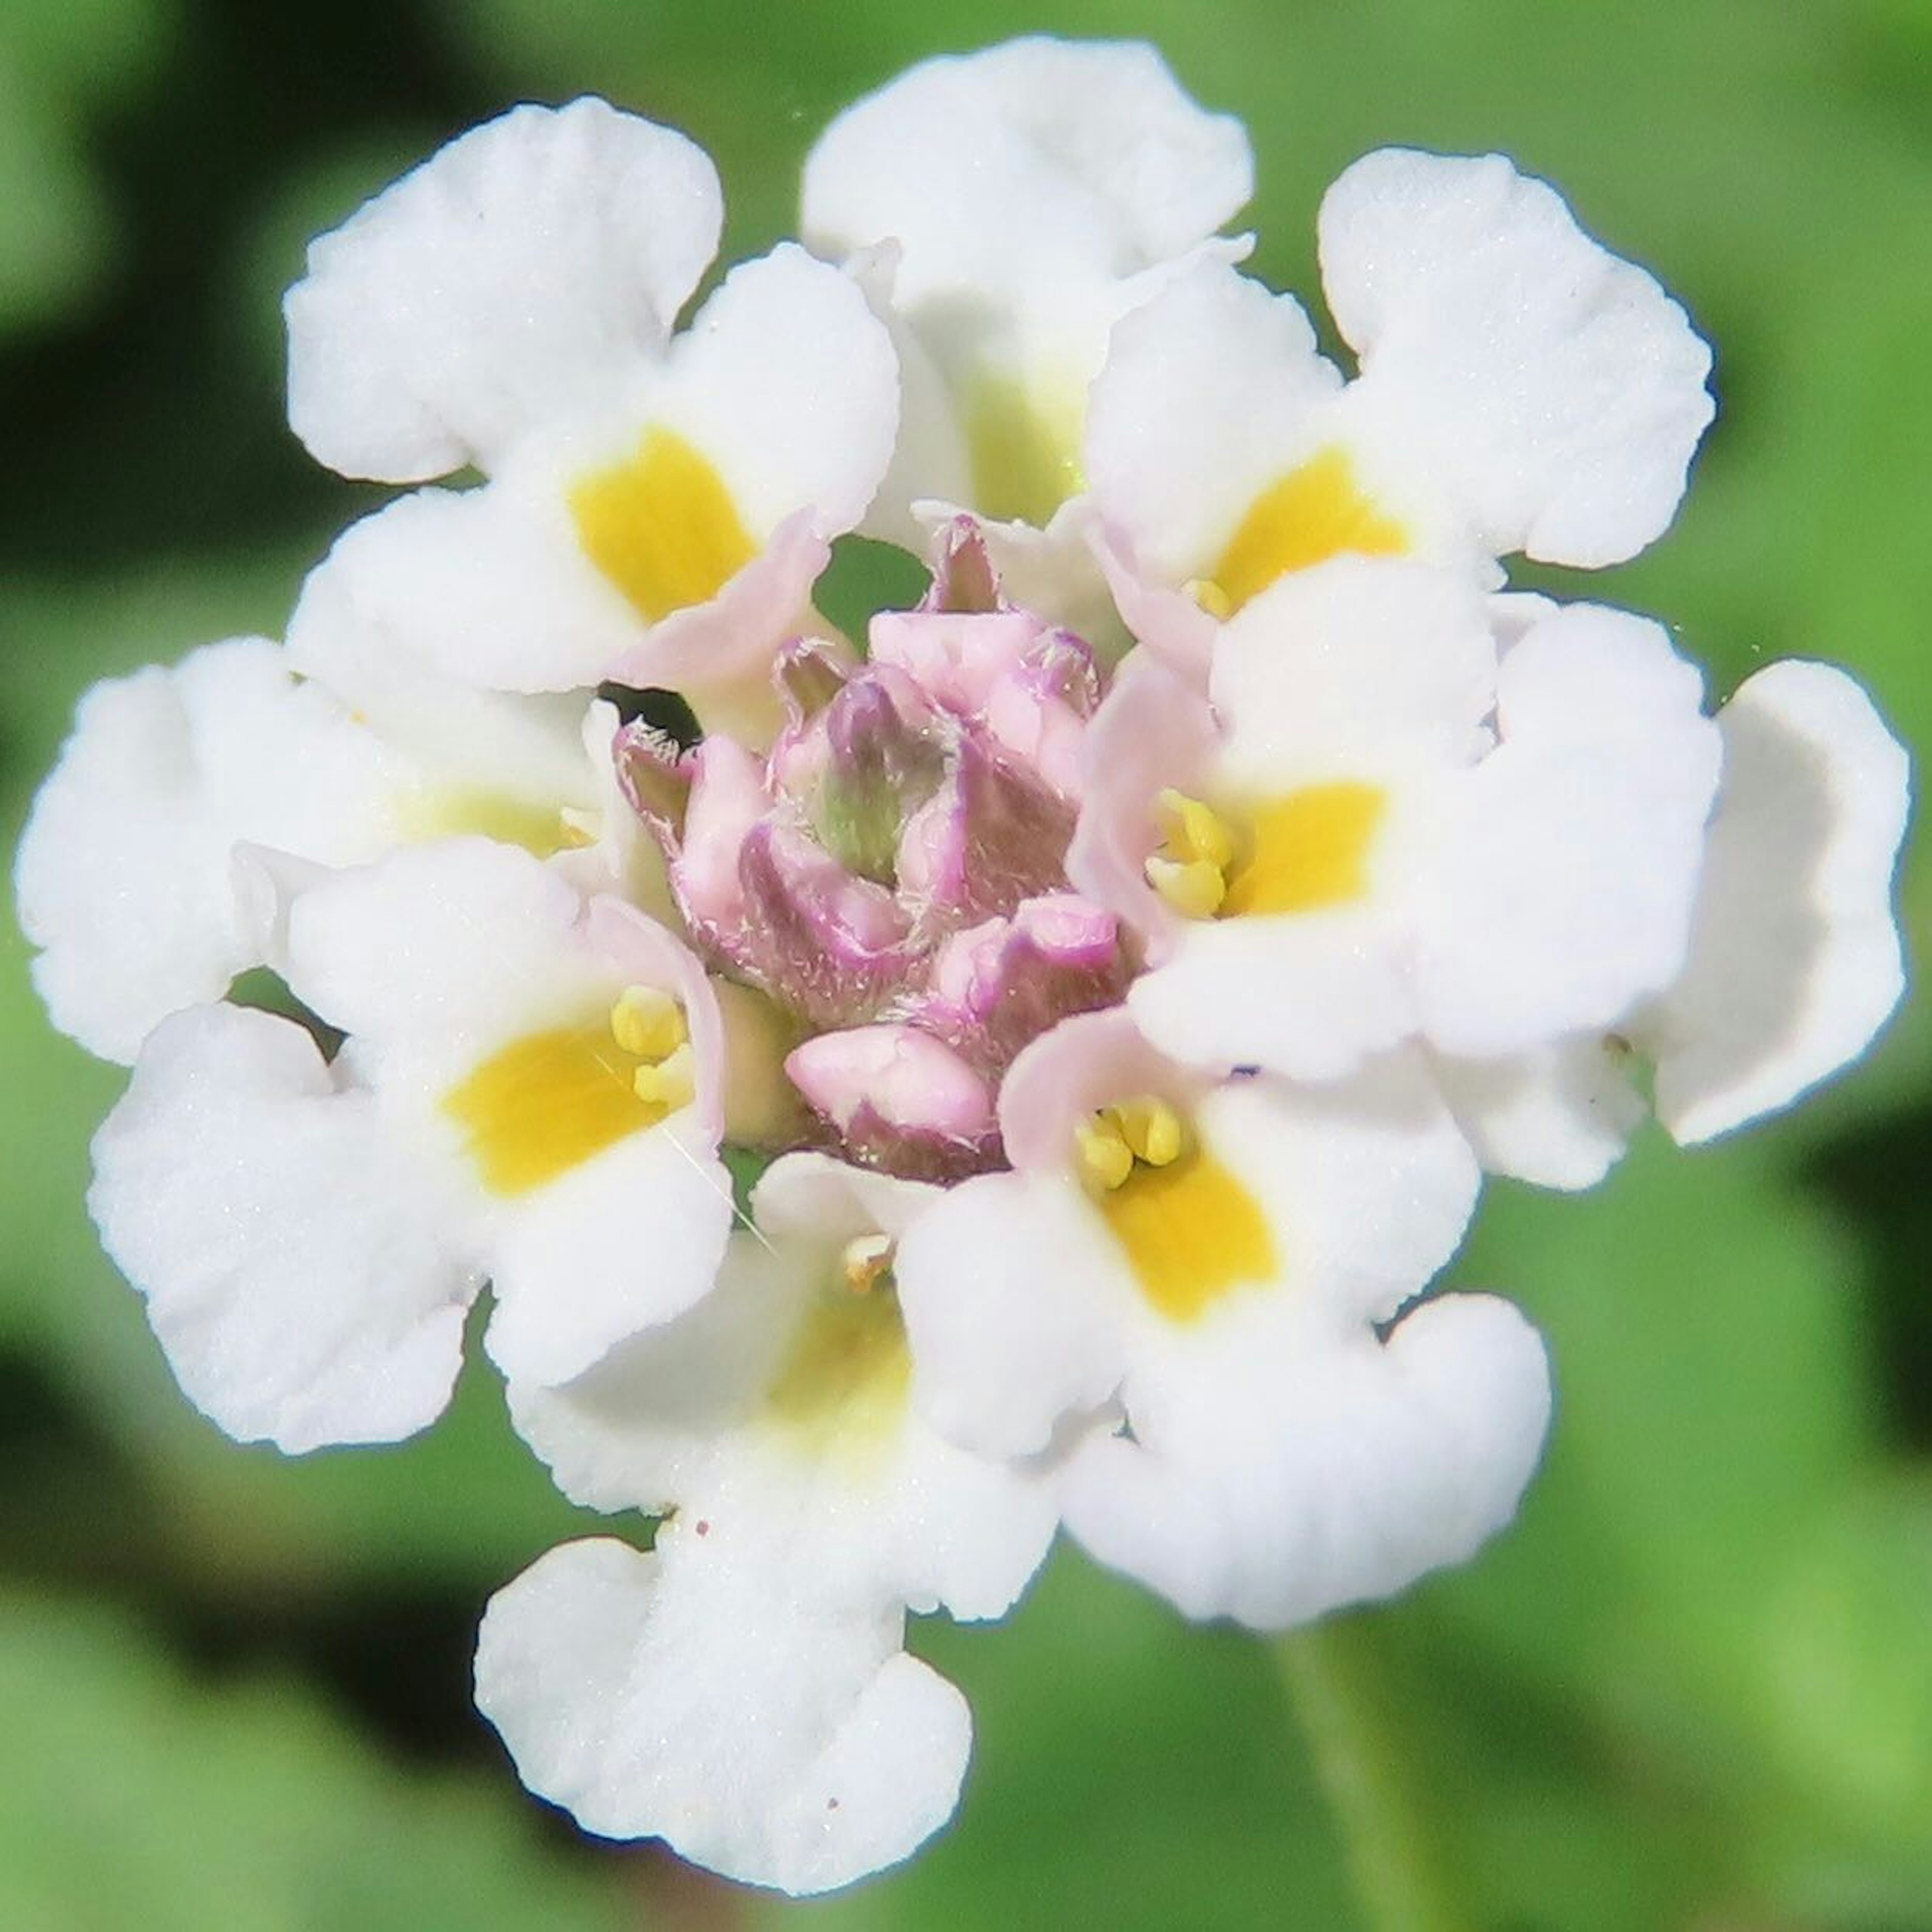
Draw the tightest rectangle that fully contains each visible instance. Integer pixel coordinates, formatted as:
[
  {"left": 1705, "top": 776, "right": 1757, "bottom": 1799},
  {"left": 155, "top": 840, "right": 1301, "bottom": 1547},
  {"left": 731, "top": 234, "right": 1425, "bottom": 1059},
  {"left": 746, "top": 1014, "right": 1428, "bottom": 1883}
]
[{"left": 1, "top": 1, "right": 1927, "bottom": 1927}]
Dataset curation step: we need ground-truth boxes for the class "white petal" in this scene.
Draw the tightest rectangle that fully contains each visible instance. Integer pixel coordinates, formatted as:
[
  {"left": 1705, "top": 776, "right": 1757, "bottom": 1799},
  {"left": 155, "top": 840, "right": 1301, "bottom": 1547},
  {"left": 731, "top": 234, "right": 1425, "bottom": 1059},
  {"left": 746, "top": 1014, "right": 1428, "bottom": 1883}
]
[
  {"left": 1414, "top": 603, "right": 1721, "bottom": 1055},
  {"left": 1320, "top": 149, "right": 1714, "bottom": 566},
  {"left": 1210, "top": 556, "right": 1497, "bottom": 781},
  {"left": 1065, "top": 1292, "right": 1551, "bottom": 1629},
  {"left": 1128, "top": 910, "right": 1418, "bottom": 1084},
  {"left": 295, "top": 479, "right": 639, "bottom": 698},
  {"left": 1085, "top": 262, "right": 1341, "bottom": 583},
  {"left": 1186, "top": 1060, "right": 1480, "bottom": 1335},
  {"left": 482, "top": 1112, "right": 735, "bottom": 1389},
  {"left": 286, "top": 99, "right": 721, "bottom": 481},
  {"left": 508, "top": 1232, "right": 799, "bottom": 1516},
  {"left": 15, "top": 638, "right": 401, "bottom": 1063},
  {"left": 284, "top": 838, "right": 605, "bottom": 1053},
  {"left": 285, "top": 545, "right": 601, "bottom": 808},
  {"left": 896, "top": 1169, "right": 1129, "bottom": 1460},
  {"left": 475, "top": 1537, "right": 971, "bottom": 1895},
  {"left": 1431, "top": 1037, "right": 1644, "bottom": 1190},
  {"left": 516, "top": 1200, "right": 1057, "bottom": 1625},
  {"left": 88, "top": 1005, "right": 476, "bottom": 1452},
  {"left": 1643, "top": 662, "right": 1910, "bottom": 1143},
  {"left": 1065, "top": 648, "right": 1220, "bottom": 960},
  {"left": 802, "top": 39, "right": 1250, "bottom": 310},
  {"left": 656, "top": 244, "right": 900, "bottom": 540}
]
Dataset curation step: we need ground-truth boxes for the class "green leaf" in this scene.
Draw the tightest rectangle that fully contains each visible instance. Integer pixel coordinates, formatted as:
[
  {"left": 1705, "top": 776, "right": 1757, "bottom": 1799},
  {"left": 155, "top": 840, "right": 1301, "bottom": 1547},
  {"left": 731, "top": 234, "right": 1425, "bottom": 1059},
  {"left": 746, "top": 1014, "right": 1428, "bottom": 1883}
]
[
  {"left": 0, "top": 1589, "right": 628, "bottom": 1932},
  {"left": 765, "top": 1545, "right": 1363, "bottom": 1931}
]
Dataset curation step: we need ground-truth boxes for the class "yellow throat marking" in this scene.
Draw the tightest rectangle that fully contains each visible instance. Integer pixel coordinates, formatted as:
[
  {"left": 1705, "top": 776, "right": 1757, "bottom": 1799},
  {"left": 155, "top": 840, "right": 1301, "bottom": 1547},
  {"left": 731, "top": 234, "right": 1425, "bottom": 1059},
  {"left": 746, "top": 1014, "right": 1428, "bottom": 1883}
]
[
  {"left": 1146, "top": 784, "right": 1386, "bottom": 921},
  {"left": 442, "top": 986, "right": 694, "bottom": 1196},
  {"left": 1079, "top": 1097, "right": 1276, "bottom": 1323},
  {"left": 569, "top": 426, "right": 757, "bottom": 621},
  {"left": 395, "top": 785, "right": 591, "bottom": 860},
  {"left": 963, "top": 372, "right": 1087, "bottom": 528},
  {"left": 1205, "top": 445, "right": 1408, "bottom": 616},
  {"left": 766, "top": 1239, "right": 912, "bottom": 1468}
]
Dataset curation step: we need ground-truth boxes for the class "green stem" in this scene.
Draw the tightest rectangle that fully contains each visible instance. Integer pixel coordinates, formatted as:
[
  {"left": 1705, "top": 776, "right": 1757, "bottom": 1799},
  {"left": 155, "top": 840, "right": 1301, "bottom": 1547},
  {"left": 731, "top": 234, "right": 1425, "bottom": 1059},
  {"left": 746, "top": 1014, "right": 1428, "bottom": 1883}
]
[{"left": 1272, "top": 1619, "right": 1474, "bottom": 1932}]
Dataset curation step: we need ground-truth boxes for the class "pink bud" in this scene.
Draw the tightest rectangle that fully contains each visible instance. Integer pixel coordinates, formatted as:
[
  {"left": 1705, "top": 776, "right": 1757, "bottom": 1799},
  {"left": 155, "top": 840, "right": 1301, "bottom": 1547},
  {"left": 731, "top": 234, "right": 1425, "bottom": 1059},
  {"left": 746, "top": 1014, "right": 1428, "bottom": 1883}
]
[
  {"left": 786, "top": 1025, "right": 998, "bottom": 1178},
  {"left": 667, "top": 737, "right": 769, "bottom": 934},
  {"left": 920, "top": 895, "right": 1131, "bottom": 1068}
]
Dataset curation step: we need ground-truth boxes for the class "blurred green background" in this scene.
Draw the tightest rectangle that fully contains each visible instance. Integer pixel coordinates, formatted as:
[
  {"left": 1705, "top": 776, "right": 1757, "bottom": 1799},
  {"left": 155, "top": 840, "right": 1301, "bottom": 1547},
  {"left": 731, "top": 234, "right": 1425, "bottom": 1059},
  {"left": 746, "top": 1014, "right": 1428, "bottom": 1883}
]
[{"left": 2, "top": 1, "right": 1927, "bottom": 1926}]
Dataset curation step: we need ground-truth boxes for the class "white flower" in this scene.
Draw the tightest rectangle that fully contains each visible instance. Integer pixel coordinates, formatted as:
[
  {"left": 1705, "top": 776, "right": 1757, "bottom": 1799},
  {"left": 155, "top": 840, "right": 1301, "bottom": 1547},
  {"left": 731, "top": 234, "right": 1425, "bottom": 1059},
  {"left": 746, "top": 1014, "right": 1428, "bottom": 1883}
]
[
  {"left": 14, "top": 607, "right": 618, "bottom": 1065},
  {"left": 1437, "top": 658, "right": 1911, "bottom": 1187},
  {"left": 478, "top": 1153, "right": 1058, "bottom": 1893},
  {"left": 287, "top": 98, "right": 900, "bottom": 734},
  {"left": 1084, "top": 149, "right": 1713, "bottom": 670},
  {"left": 88, "top": 840, "right": 736, "bottom": 1447},
  {"left": 19, "top": 39, "right": 1915, "bottom": 1900},
  {"left": 15, "top": 639, "right": 398, "bottom": 1063},
  {"left": 893, "top": 1009, "right": 1546, "bottom": 1627},
  {"left": 803, "top": 38, "right": 1251, "bottom": 637},
  {"left": 1641, "top": 661, "right": 1910, "bottom": 1142},
  {"left": 1070, "top": 557, "right": 1722, "bottom": 1083}
]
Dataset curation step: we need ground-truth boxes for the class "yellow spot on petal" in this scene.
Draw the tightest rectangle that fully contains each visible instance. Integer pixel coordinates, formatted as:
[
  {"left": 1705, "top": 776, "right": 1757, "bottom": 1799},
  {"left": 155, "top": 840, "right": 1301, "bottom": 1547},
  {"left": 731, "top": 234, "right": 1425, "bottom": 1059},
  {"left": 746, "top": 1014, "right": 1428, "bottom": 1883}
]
[
  {"left": 964, "top": 372, "right": 1086, "bottom": 528},
  {"left": 1220, "top": 781, "right": 1386, "bottom": 918},
  {"left": 1099, "top": 1139, "right": 1277, "bottom": 1324},
  {"left": 1206, "top": 445, "right": 1408, "bottom": 615},
  {"left": 397, "top": 786, "right": 581, "bottom": 860},
  {"left": 443, "top": 1020, "right": 665, "bottom": 1196},
  {"left": 766, "top": 1270, "right": 911, "bottom": 1468},
  {"left": 569, "top": 426, "right": 757, "bottom": 622},
  {"left": 442, "top": 984, "right": 694, "bottom": 1195}
]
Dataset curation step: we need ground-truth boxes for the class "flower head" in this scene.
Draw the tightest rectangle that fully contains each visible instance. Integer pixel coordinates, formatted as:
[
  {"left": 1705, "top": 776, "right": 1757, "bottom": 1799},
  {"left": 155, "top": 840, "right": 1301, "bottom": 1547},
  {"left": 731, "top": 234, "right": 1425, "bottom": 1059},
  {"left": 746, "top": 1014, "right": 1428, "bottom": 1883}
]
[{"left": 14, "top": 35, "right": 1912, "bottom": 1901}]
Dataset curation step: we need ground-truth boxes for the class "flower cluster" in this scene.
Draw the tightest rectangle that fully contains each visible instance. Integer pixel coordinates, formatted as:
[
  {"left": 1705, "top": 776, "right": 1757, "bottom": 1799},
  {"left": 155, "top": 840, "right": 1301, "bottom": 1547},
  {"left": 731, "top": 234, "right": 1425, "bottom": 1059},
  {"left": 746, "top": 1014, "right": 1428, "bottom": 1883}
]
[{"left": 16, "top": 38, "right": 1909, "bottom": 1897}]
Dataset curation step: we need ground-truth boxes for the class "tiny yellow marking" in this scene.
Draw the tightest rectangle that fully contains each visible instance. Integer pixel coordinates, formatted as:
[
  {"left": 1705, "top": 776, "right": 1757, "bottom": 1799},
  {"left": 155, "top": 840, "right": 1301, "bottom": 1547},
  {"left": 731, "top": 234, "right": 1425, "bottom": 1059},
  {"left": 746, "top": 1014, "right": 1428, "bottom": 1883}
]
[
  {"left": 963, "top": 372, "right": 1087, "bottom": 528},
  {"left": 1184, "top": 578, "right": 1234, "bottom": 622},
  {"left": 1220, "top": 782, "right": 1386, "bottom": 918},
  {"left": 840, "top": 1234, "right": 896, "bottom": 1296},
  {"left": 631, "top": 1040, "right": 696, "bottom": 1113},
  {"left": 1075, "top": 1116, "right": 1137, "bottom": 1192},
  {"left": 1206, "top": 445, "right": 1408, "bottom": 615},
  {"left": 609, "top": 985, "right": 686, "bottom": 1063},
  {"left": 569, "top": 426, "right": 757, "bottom": 621},
  {"left": 1145, "top": 791, "right": 1237, "bottom": 919},
  {"left": 1157, "top": 789, "right": 1235, "bottom": 870},
  {"left": 1110, "top": 1095, "right": 1184, "bottom": 1168}
]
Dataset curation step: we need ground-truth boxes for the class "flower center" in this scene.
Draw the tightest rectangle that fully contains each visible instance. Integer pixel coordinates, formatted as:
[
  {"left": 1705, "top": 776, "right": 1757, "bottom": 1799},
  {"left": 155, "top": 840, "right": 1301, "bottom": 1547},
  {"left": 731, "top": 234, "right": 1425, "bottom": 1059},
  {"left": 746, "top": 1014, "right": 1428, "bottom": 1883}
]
[
  {"left": 1145, "top": 783, "right": 1385, "bottom": 920},
  {"left": 569, "top": 426, "right": 757, "bottom": 621},
  {"left": 1075, "top": 1094, "right": 1277, "bottom": 1322},
  {"left": 441, "top": 985, "right": 693, "bottom": 1195}
]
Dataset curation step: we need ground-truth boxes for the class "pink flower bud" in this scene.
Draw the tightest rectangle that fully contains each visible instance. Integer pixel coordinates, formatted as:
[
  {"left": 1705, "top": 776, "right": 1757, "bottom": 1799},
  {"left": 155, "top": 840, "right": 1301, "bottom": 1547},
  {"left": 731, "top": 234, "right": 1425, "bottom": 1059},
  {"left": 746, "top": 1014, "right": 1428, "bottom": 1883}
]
[{"left": 787, "top": 1024, "right": 998, "bottom": 1178}]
